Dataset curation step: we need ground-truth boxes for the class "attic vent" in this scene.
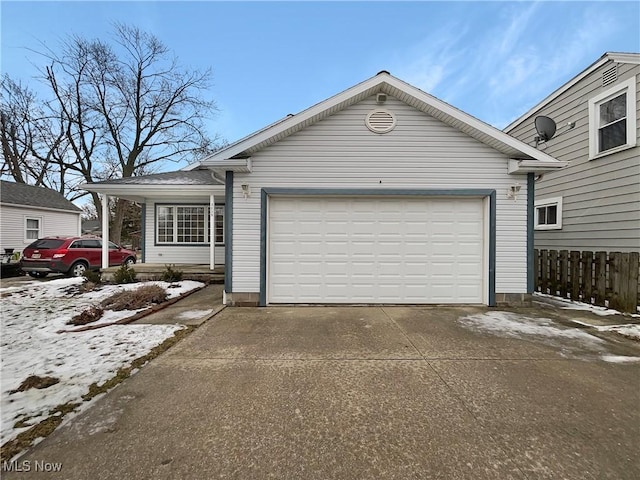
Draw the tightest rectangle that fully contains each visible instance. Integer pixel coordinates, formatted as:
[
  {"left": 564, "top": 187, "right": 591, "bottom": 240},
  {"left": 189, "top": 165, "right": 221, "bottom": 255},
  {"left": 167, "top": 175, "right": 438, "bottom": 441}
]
[
  {"left": 365, "top": 109, "right": 396, "bottom": 134},
  {"left": 602, "top": 65, "right": 618, "bottom": 87}
]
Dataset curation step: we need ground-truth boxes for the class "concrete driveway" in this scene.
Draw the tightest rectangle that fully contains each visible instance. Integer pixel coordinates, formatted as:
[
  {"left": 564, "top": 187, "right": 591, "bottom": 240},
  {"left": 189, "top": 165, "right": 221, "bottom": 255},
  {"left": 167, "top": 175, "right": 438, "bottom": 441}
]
[{"left": 4, "top": 305, "right": 639, "bottom": 479}]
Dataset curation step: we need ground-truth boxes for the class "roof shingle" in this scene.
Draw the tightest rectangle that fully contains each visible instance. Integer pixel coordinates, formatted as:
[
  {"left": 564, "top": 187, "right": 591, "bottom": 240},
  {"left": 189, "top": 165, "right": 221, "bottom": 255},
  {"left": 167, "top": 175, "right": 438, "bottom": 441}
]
[{"left": 0, "top": 180, "right": 82, "bottom": 212}]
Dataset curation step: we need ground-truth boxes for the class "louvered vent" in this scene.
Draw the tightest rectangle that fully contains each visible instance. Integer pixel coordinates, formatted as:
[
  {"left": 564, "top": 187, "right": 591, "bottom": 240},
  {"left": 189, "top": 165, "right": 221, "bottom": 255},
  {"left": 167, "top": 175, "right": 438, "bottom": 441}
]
[
  {"left": 365, "top": 109, "right": 396, "bottom": 134},
  {"left": 602, "top": 66, "right": 618, "bottom": 87}
]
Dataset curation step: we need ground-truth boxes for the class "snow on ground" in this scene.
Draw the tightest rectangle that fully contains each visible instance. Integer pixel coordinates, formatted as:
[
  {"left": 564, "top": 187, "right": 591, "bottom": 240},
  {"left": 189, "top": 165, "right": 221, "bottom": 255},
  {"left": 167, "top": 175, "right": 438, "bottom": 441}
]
[
  {"left": 458, "top": 311, "right": 640, "bottom": 363},
  {"left": 569, "top": 320, "right": 640, "bottom": 341},
  {"left": 0, "top": 277, "right": 203, "bottom": 446},
  {"left": 534, "top": 292, "right": 640, "bottom": 318}
]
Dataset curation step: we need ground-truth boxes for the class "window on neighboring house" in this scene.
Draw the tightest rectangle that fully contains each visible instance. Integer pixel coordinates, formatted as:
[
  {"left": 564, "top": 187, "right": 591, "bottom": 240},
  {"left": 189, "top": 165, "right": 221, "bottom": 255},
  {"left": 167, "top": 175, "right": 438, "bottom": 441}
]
[
  {"left": 156, "top": 205, "right": 224, "bottom": 244},
  {"left": 589, "top": 76, "right": 637, "bottom": 158},
  {"left": 535, "top": 197, "right": 563, "bottom": 230},
  {"left": 25, "top": 217, "right": 42, "bottom": 241}
]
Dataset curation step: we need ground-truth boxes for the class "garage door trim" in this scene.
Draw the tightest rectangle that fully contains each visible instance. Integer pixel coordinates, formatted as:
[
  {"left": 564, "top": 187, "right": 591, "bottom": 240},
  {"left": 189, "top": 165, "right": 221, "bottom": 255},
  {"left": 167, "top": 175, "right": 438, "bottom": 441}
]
[{"left": 260, "top": 188, "right": 496, "bottom": 306}]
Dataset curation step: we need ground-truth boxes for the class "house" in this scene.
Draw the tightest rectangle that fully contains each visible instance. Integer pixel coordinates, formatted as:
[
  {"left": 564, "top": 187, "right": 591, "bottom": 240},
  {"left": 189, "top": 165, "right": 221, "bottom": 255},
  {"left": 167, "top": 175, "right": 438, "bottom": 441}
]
[
  {"left": 505, "top": 52, "right": 640, "bottom": 254},
  {"left": 0, "top": 180, "right": 82, "bottom": 254},
  {"left": 84, "top": 71, "right": 566, "bottom": 306}
]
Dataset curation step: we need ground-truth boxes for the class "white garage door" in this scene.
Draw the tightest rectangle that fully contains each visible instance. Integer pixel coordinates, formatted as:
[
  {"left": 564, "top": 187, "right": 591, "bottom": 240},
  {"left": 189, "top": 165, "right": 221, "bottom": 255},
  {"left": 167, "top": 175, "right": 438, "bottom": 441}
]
[{"left": 268, "top": 196, "right": 485, "bottom": 304}]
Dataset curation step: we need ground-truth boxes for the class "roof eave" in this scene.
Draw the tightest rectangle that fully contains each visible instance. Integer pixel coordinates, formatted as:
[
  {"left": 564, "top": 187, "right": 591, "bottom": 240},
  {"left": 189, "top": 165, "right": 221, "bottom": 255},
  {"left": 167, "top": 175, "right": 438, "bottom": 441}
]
[{"left": 508, "top": 159, "right": 569, "bottom": 174}]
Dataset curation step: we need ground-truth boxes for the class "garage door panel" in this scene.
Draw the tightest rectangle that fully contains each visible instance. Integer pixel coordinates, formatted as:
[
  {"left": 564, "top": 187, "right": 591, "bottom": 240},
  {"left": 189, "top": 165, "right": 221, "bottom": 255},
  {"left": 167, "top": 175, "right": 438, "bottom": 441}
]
[{"left": 269, "top": 197, "right": 484, "bottom": 304}]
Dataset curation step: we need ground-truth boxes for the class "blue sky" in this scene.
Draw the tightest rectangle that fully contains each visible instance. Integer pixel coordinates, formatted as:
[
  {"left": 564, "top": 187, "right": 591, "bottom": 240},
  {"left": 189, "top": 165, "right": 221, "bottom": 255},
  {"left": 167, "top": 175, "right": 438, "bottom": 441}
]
[{"left": 2, "top": 1, "right": 639, "bottom": 162}]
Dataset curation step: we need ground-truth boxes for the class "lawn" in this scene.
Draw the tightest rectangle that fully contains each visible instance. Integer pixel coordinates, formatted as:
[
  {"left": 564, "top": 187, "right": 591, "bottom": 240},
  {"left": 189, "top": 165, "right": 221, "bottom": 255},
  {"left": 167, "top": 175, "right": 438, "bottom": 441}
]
[{"left": 0, "top": 276, "right": 204, "bottom": 457}]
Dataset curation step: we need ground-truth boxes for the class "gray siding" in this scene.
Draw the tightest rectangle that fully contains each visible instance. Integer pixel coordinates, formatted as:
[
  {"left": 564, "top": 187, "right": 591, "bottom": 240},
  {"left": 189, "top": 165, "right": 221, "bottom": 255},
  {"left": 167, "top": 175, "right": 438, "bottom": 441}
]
[
  {"left": 507, "top": 61, "right": 640, "bottom": 252},
  {"left": 144, "top": 200, "right": 225, "bottom": 265},
  {"left": 0, "top": 204, "right": 81, "bottom": 252},
  {"left": 232, "top": 95, "right": 529, "bottom": 295}
]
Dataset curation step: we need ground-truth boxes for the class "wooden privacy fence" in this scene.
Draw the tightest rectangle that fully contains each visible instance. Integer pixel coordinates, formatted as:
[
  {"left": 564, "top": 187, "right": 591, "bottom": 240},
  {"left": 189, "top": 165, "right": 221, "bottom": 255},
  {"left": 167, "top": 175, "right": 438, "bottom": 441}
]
[{"left": 534, "top": 249, "right": 640, "bottom": 313}]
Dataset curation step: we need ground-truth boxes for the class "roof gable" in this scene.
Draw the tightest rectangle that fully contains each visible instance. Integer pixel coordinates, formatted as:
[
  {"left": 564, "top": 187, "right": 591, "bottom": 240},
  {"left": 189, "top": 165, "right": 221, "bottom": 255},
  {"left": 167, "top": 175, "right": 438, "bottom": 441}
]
[
  {"left": 187, "top": 71, "right": 563, "bottom": 171},
  {"left": 0, "top": 180, "right": 81, "bottom": 212},
  {"left": 505, "top": 52, "right": 640, "bottom": 132}
]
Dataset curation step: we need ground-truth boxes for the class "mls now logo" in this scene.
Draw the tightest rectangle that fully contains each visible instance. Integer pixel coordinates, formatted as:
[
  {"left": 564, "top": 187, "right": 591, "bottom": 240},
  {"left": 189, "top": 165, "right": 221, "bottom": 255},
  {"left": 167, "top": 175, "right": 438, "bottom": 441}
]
[{"left": 2, "top": 460, "right": 63, "bottom": 472}]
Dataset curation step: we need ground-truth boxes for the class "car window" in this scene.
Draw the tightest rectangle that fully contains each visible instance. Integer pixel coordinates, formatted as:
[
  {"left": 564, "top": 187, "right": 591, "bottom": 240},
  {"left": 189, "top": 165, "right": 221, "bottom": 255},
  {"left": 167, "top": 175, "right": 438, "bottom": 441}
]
[
  {"left": 83, "top": 240, "right": 101, "bottom": 249},
  {"left": 69, "top": 241, "right": 82, "bottom": 249},
  {"left": 26, "top": 239, "right": 65, "bottom": 250},
  {"left": 108, "top": 242, "right": 119, "bottom": 250}
]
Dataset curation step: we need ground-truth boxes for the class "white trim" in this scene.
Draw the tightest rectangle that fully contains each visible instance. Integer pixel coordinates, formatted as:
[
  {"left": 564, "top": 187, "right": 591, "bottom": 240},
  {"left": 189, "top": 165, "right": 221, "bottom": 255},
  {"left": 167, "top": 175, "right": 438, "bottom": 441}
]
[
  {"left": 505, "top": 52, "right": 640, "bottom": 132},
  {"left": 588, "top": 76, "right": 637, "bottom": 159},
  {"left": 534, "top": 196, "right": 563, "bottom": 230},
  {"left": 508, "top": 158, "right": 569, "bottom": 174},
  {"left": 24, "top": 215, "right": 43, "bottom": 243},
  {"left": 214, "top": 193, "right": 216, "bottom": 270},
  {"left": 1, "top": 202, "right": 81, "bottom": 215}
]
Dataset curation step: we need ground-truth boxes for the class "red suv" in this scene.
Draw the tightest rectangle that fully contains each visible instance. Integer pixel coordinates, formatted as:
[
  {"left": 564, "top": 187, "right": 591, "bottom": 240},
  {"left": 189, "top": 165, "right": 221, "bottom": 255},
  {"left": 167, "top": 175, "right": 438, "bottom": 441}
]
[{"left": 20, "top": 236, "right": 137, "bottom": 278}]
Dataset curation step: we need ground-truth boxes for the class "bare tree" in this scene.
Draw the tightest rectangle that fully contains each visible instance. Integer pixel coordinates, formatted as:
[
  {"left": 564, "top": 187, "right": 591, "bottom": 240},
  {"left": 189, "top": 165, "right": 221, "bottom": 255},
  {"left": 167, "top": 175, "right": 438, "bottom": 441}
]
[{"left": 2, "top": 24, "right": 220, "bottom": 242}]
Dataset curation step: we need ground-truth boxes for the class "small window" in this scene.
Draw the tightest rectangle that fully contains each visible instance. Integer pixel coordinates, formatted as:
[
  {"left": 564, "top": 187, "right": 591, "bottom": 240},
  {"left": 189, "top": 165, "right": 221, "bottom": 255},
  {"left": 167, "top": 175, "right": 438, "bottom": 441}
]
[
  {"left": 535, "top": 197, "right": 563, "bottom": 230},
  {"left": 24, "top": 217, "right": 42, "bottom": 242},
  {"left": 588, "top": 76, "right": 637, "bottom": 158}
]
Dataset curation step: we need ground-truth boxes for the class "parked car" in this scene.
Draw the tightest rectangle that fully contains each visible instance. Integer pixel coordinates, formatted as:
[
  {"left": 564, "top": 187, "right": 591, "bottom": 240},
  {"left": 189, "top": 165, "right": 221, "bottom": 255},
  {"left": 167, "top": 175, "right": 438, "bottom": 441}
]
[{"left": 20, "top": 236, "right": 137, "bottom": 278}]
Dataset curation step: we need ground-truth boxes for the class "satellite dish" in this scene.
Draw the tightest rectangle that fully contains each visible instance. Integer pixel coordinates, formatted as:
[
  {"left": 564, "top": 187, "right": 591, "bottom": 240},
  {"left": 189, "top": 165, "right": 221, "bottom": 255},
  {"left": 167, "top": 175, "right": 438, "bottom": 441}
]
[{"left": 534, "top": 116, "right": 557, "bottom": 142}]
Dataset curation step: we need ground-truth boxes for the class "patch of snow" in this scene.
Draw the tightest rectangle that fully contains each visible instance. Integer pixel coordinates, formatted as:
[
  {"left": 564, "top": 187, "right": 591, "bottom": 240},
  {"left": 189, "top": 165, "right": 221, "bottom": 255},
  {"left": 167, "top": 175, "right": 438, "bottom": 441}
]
[
  {"left": 0, "top": 277, "right": 203, "bottom": 447},
  {"left": 177, "top": 309, "right": 214, "bottom": 321},
  {"left": 569, "top": 320, "right": 640, "bottom": 341},
  {"left": 534, "top": 292, "right": 640, "bottom": 318},
  {"left": 600, "top": 355, "right": 640, "bottom": 364},
  {"left": 459, "top": 311, "right": 604, "bottom": 344}
]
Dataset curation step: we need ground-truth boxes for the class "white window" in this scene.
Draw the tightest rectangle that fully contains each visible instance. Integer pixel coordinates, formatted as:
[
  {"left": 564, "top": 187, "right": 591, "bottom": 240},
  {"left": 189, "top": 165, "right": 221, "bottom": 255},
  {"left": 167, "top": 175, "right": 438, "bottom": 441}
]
[
  {"left": 156, "top": 205, "right": 224, "bottom": 245},
  {"left": 588, "top": 76, "right": 637, "bottom": 159},
  {"left": 24, "top": 216, "right": 42, "bottom": 241},
  {"left": 535, "top": 197, "right": 562, "bottom": 230}
]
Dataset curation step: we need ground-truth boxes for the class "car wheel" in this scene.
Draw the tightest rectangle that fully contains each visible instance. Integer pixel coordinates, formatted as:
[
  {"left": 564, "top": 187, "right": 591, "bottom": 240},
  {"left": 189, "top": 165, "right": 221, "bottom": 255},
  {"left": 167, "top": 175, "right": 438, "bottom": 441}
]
[
  {"left": 69, "top": 262, "right": 88, "bottom": 277},
  {"left": 28, "top": 272, "right": 48, "bottom": 278},
  {"left": 125, "top": 257, "right": 136, "bottom": 267}
]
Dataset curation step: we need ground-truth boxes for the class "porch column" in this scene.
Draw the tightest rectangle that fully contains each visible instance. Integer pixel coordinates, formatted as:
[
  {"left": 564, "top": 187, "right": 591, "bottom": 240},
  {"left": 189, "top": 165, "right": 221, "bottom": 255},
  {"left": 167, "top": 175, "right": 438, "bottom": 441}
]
[
  {"left": 101, "top": 194, "right": 110, "bottom": 269},
  {"left": 209, "top": 194, "right": 215, "bottom": 270}
]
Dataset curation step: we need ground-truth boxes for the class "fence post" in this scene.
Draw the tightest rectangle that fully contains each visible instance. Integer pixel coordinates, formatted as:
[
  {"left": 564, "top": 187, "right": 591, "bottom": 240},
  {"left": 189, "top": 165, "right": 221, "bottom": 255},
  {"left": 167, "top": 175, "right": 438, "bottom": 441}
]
[
  {"left": 541, "top": 250, "right": 549, "bottom": 294},
  {"left": 609, "top": 252, "right": 622, "bottom": 311},
  {"left": 534, "top": 249, "right": 540, "bottom": 292},
  {"left": 559, "top": 250, "right": 569, "bottom": 298},
  {"left": 570, "top": 251, "right": 580, "bottom": 301},
  {"left": 594, "top": 251, "right": 607, "bottom": 306},
  {"left": 582, "top": 251, "right": 593, "bottom": 304},
  {"left": 629, "top": 252, "right": 639, "bottom": 313},
  {"left": 549, "top": 250, "right": 558, "bottom": 296}
]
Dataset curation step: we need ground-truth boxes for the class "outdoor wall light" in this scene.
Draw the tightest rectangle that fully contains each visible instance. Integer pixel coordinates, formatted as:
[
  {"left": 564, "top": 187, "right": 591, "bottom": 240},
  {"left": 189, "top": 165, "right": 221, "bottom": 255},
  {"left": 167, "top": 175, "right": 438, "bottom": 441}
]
[
  {"left": 241, "top": 183, "right": 251, "bottom": 199},
  {"left": 507, "top": 183, "right": 521, "bottom": 200}
]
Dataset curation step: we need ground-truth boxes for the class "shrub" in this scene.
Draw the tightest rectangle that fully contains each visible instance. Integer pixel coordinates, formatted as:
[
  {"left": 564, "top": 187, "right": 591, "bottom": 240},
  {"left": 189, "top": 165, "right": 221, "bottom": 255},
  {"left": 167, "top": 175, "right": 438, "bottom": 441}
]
[
  {"left": 161, "top": 264, "right": 183, "bottom": 283},
  {"left": 83, "top": 269, "right": 102, "bottom": 284},
  {"left": 68, "top": 306, "right": 104, "bottom": 325},
  {"left": 113, "top": 264, "right": 137, "bottom": 284},
  {"left": 101, "top": 284, "right": 167, "bottom": 311}
]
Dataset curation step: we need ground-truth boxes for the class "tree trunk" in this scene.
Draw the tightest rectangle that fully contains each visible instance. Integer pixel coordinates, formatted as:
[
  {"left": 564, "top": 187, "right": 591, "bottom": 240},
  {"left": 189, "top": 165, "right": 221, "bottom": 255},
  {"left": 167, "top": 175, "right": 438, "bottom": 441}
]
[{"left": 110, "top": 198, "right": 127, "bottom": 244}]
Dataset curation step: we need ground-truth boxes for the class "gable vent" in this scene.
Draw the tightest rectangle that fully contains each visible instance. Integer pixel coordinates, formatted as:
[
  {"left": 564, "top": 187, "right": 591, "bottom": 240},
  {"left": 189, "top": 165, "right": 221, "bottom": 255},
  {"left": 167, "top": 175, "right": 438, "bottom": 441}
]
[
  {"left": 602, "top": 66, "right": 618, "bottom": 87},
  {"left": 365, "top": 109, "right": 397, "bottom": 134}
]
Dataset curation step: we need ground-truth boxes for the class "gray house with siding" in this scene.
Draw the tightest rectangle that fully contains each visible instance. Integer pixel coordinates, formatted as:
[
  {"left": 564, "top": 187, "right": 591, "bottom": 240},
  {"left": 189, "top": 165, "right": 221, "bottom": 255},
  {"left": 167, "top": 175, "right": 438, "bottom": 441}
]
[
  {"left": 0, "top": 180, "right": 82, "bottom": 253},
  {"left": 85, "top": 71, "right": 567, "bottom": 306},
  {"left": 505, "top": 52, "right": 640, "bottom": 254}
]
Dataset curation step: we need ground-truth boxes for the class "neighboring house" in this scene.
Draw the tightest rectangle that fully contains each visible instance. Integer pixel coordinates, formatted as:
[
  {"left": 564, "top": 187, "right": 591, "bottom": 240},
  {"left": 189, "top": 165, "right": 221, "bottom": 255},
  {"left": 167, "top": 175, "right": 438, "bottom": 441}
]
[
  {"left": 0, "top": 180, "right": 82, "bottom": 253},
  {"left": 505, "top": 52, "right": 640, "bottom": 254},
  {"left": 84, "top": 71, "right": 566, "bottom": 306}
]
